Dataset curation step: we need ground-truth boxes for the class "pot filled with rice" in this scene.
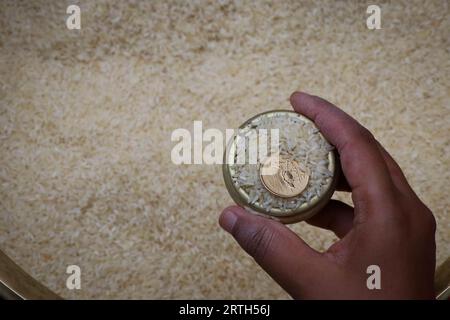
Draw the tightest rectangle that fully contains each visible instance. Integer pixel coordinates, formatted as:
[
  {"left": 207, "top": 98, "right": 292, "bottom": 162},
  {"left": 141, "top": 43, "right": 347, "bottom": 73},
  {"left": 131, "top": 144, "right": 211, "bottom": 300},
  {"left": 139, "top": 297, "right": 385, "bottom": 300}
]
[{"left": 223, "top": 110, "right": 339, "bottom": 224}]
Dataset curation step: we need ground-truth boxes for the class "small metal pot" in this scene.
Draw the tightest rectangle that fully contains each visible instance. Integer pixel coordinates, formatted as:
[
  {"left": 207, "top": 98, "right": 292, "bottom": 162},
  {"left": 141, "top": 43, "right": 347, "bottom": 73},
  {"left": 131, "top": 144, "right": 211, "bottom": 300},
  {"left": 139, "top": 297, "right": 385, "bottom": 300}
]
[{"left": 222, "top": 110, "right": 340, "bottom": 224}]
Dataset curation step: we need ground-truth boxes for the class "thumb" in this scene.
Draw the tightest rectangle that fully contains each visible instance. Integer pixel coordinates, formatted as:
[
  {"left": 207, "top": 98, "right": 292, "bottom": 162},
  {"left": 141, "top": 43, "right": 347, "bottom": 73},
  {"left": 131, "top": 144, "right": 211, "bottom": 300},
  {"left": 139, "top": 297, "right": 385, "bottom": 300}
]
[{"left": 219, "top": 205, "right": 324, "bottom": 298}]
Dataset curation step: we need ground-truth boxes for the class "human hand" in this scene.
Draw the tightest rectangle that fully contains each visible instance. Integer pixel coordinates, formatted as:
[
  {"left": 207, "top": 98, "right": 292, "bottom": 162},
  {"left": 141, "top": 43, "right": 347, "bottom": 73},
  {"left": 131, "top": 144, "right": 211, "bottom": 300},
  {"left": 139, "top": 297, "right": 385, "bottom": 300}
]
[{"left": 219, "top": 92, "right": 436, "bottom": 299}]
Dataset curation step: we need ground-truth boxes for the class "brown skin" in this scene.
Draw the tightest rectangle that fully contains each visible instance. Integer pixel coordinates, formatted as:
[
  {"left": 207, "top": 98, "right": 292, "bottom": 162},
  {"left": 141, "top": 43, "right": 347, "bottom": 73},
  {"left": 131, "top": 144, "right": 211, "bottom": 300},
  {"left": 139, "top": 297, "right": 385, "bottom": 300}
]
[{"left": 219, "top": 92, "right": 436, "bottom": 299}]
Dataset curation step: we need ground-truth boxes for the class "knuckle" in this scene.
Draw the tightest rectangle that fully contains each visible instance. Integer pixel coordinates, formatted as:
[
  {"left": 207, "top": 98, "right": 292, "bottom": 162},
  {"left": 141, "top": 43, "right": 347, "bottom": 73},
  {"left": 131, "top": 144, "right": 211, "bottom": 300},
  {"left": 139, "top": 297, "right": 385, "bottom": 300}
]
[
  {"left": 239, "top": 224, "right": 275, "bottom": 262},
  {"left": 353, "top": 125, "right": 374, "bottom": 142},
  {"left": 423, "top": 209, "right": 437, "bottom": 234},
  {"left": 338, "top": 123, "right": 375, "bottom": 151},
  {"left": 406, "top": 203, "right": 437, "bottom": 236}
]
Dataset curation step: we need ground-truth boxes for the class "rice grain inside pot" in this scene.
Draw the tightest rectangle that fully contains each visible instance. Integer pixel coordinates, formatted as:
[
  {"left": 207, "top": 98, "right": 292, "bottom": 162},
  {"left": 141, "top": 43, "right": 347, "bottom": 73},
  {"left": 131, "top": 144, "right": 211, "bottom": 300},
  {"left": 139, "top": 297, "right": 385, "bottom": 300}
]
[{"left": 230, "top": 112, "right": 334, "bottom": 215}]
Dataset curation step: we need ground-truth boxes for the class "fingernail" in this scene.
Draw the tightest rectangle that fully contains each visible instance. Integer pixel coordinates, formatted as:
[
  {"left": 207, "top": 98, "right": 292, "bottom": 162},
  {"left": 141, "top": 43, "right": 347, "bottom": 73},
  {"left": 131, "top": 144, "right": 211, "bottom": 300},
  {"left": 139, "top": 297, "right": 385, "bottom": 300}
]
[
  {"left": 220, "top": 209, "right": 238, "bottom": 233},
  {"left": 290, "top": 91, "right": 304, "bottom": 104},
  {"left": 291, "top": 91, "right": 308, "bottom": 100}
]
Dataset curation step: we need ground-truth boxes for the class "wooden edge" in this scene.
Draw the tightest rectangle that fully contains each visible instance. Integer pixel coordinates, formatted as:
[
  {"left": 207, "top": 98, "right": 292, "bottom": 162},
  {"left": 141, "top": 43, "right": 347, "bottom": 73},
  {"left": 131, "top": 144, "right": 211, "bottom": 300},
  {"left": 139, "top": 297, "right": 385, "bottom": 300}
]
[
  {"left": 435, "top": 256, "right": 450, "bottom": 300},
  {"left": 0, "top": 249, "right": 61, "bottom": 300},
  {"left": 0, "top": 245, "right": 448, "bottom": 299}
]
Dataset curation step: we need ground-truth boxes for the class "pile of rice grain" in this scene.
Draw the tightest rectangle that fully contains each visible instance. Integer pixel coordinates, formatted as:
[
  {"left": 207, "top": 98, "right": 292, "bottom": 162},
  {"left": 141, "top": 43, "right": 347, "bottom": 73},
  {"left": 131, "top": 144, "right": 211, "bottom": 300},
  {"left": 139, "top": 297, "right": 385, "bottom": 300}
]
[
  {"left": 231, "top": 112, "right": 334, "bottom": 213},
  {"left": 0, "top": 0, "right": 448, "bottom": 299}
]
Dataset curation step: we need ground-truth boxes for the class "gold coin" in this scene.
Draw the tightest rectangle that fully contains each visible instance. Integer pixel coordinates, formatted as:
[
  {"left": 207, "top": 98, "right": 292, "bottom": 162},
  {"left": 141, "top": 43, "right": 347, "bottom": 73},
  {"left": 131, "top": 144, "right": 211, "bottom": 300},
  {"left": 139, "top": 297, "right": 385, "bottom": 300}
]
[{"left": 259, "top": 154, "right": 309, "bottom": 198}]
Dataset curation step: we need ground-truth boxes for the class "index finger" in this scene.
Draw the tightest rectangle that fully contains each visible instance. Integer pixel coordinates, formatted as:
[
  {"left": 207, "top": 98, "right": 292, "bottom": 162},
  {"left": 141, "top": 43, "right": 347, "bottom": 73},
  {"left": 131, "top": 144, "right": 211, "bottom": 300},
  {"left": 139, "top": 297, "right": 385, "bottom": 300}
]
[{"left": 290, "top": 92, "right": 395, "bottom": 205}]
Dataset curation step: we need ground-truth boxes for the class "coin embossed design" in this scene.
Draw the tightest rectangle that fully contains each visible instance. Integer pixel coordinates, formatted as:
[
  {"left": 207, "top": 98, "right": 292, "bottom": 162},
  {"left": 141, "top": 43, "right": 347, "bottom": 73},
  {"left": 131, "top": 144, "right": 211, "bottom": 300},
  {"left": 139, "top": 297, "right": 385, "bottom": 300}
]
[{"left": 260, "top": 154, "right": 309, "bottom": 198}]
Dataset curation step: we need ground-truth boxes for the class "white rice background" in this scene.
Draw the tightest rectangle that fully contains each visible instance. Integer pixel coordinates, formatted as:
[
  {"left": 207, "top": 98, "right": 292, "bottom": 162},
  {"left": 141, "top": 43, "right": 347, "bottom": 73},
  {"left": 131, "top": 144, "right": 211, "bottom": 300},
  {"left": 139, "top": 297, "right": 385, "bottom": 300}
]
[{"left": 0, "top": 1, "right": 449, "bottom": 299}]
